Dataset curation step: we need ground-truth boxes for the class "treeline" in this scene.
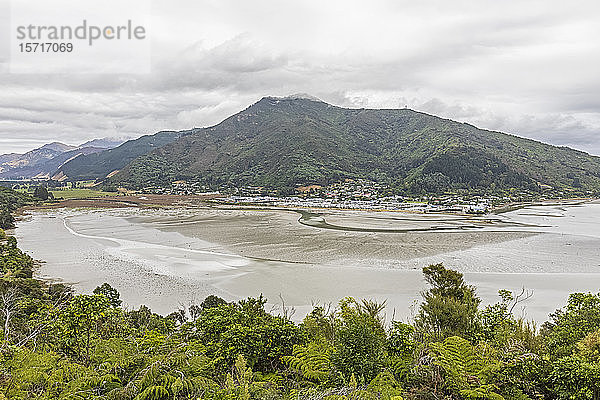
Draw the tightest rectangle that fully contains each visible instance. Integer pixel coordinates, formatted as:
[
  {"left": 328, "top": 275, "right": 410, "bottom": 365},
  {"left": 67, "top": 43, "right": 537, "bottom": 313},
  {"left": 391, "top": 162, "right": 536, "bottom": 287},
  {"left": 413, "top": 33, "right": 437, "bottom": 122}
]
[
  {"left": 1, "top": 187, "right": 600, "bottom": 399},
  {"left": 0, "top": 187, "right": 31, "bottom": 230}
]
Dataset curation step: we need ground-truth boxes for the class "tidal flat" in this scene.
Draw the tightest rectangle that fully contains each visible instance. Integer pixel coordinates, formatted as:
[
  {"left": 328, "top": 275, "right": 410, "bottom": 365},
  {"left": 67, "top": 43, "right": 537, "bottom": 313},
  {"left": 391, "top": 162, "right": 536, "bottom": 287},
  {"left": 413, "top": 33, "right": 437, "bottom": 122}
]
[{"left": 15, "top": 201, "right": 600, "bottom": 321}]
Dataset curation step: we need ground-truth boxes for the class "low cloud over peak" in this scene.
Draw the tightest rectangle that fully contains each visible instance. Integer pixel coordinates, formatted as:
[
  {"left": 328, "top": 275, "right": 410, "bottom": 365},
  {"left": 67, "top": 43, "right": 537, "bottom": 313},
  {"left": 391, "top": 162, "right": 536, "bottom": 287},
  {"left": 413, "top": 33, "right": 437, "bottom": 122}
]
[{"left": 1, "top": 0, "right": 599, "bottom": 155}]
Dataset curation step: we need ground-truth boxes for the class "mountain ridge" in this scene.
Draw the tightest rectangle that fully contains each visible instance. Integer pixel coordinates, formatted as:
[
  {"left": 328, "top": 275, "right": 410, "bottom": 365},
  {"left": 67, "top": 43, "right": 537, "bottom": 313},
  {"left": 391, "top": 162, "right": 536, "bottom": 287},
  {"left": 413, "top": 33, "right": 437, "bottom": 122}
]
[
  {"left": 105, "top": 96, "right": 600, "bottom": 195},
  {"left": 52, "top": 130, "right": 190, "bottom": 181},
  {"left": 0, "top": 138, "right": 125, "bottom": 179}
]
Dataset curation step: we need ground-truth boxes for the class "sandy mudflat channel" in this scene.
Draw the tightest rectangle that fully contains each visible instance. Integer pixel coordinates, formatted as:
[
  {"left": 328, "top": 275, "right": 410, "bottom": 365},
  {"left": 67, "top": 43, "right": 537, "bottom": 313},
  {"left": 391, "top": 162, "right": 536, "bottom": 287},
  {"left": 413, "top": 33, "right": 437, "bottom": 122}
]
[
  {"left": 15, "top": 202, "right": 600, "bottom": 321},
  {"left": 130, "top": 208, "right": 533, "bottom": 264}
]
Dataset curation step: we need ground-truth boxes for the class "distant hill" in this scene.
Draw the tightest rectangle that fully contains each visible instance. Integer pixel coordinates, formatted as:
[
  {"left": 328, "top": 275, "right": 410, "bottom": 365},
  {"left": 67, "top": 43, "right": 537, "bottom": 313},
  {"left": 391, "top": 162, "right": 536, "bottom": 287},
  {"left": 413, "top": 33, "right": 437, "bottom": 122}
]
[
  {"left": 0, "top": 154, "right": 21, "bottom": 170},
  {"left": 0, "top": 142, "right": 76, "bottom": 173},
  {"left": 108, "top": 96, "right": 600, "bottom": 195},
  {"left": 0, "top": 146, "right": 107, "bottom": 180},
  {"left": 78, "top": 138, "right": 127, "bottom": 149},
  {"left": 53, "top": 130, "right": 189, "bottom": 181},
  {"left": 0, "top": 139, "right": 125, "bottom": 180}
]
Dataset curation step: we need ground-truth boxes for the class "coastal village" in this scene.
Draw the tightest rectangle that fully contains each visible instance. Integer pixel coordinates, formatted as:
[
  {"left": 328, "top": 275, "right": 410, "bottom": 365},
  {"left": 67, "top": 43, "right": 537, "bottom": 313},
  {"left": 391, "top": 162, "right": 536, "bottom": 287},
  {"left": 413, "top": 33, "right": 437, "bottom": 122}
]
[
  {"left": 3, "top": 174, "right": 590, "bottom": 214},
  {"left": 148, "top": 179, "right": 514, "bottom": 214}
]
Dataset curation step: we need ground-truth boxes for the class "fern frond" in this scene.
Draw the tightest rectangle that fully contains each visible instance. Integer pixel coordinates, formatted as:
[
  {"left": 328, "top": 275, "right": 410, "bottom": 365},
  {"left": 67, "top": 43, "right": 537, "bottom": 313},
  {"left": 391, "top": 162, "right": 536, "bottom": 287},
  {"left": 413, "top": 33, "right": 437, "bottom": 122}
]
[
  {"left": 134, "top": 384, "right": 170, "bottom": 400},
  {"left": 429, "top": 336, "right": 501, "bottom": 393},
  {"left": 282, "top": 342, "right": 333, "bottom": 382},
  {"left": 460, "top": 384, "right": 505, "bottom": 400}
]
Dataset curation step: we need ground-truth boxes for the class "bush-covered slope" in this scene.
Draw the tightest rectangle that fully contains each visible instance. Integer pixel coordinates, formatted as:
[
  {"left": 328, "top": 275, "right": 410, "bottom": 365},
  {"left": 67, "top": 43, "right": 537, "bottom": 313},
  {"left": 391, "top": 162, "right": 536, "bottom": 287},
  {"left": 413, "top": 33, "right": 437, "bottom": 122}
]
[
  {"left": 54, "top": 130, "right": 190, "bottom": 181},
  {"left": 0, "top": 186, "right": 32, "bottom": 229},
  {"left": 109, "top": 97, "right": 600, "bottom": 194}
]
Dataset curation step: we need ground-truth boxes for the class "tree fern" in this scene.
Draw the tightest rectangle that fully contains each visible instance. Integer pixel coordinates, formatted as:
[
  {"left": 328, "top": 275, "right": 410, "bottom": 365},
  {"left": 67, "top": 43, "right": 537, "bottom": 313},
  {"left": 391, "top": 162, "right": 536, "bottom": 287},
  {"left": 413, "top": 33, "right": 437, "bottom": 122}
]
[
  {"left": 135, "top": 384, "right": 170, "bottom": 400},
  {"left": 138, "top": 362, "right": 162, "bottom": 390},
  {"left": 282, "top": 342, "right": 333, "bottom": 383},
  {"left": 461, "top": 384, "right": 505, "bottom": 400},
  {"left": 429, "top": 336, "right": 504, "bottom": 399},
  {"left": 367, "top": 371, "right": 404, "bottom": 400}
]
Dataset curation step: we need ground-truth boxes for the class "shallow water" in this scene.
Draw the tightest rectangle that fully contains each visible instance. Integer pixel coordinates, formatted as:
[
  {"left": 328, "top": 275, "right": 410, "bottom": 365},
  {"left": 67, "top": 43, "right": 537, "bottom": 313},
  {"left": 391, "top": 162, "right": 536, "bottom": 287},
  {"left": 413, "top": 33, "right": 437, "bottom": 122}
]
[{"left": 15, "top": 201, "right": 600, "bottom": 322}]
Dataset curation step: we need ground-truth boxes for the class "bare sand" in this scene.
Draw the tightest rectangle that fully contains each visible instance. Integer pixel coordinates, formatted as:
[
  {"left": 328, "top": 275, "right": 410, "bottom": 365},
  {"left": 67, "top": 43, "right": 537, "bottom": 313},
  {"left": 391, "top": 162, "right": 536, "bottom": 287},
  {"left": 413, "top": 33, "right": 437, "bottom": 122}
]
[
  {"left": 14, "top": 202, "right": 600, "bottom": 322},
  {"left": 130, "top": 207, "right": 534, "bottom": 265}
]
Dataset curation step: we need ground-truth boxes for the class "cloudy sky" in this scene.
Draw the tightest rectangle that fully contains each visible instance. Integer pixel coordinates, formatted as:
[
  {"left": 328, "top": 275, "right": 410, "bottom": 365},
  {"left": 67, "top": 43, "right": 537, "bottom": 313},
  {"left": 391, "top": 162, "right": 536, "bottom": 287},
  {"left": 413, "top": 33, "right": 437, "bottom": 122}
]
[{"left": 1, "top": 0, "right": 599, "bottom": 155}]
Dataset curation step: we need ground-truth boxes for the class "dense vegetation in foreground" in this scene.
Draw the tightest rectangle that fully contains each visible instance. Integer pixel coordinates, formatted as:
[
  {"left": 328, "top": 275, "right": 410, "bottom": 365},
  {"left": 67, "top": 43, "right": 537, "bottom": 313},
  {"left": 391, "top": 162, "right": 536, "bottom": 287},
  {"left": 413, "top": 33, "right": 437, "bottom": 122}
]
[{"left": 1, "top": 188, "right": 600, "bottom": 399}]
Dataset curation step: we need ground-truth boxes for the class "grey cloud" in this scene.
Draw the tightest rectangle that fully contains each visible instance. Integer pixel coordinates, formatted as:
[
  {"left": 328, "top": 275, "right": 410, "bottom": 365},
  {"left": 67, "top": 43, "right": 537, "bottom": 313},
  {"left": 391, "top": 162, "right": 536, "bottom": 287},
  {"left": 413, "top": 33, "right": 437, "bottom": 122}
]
[
  {"left": 0, "top": 0, "right": 599, "bottom": 155},
  {"left": 412, "top": 96, "right": 600, "bottom": 155}
]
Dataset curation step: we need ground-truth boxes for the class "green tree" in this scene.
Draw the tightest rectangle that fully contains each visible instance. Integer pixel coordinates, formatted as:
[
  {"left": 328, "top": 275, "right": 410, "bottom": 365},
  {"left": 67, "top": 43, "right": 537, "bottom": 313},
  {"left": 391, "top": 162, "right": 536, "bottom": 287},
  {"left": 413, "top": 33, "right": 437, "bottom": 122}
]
[
  {"left": 200, "top": 294, "right": 228, "bottom": 311},
  {"left": 549, "top": 356, "right": 600, "bottom": 400},
  {"left": 387, "top": 321, "right": 416, "bottom": 381},
  {"left": 0, "top": 186, "right": 32, "bottom": 229},
  {"left": 0, "top": 230, "right": 34, "bottom": 278},
  {"left": 388, "top": 321, "right": 416, "bottom": 359},
  {"left": 415, "top": 264, "right": 481, "bottom": 341},
  {"left": 192, "top": 295, "right": 305, "bottom": 373},
  {"left": 331, "top": 297, "right": 387, "bottom": 383},
  {"left": 577, "top": 328, "right": 600, "bottom": 362},
  {"left": 33, "top": 186, "right": 49, "bottom": 200},
  {"left": 93, "top": 282, "right": 122, "bottom": 307},
  {"left": 480, "top": 289, "right": 540, "bottom": 353},
  {"left": 0, "top": 210, "right": 14, "bottom": 230},
  {"left": 56, "top": 294, "right": 113, "bottom": 361},
  {"left": 541, "top": 292, "right": 600, "bottom": 358}
]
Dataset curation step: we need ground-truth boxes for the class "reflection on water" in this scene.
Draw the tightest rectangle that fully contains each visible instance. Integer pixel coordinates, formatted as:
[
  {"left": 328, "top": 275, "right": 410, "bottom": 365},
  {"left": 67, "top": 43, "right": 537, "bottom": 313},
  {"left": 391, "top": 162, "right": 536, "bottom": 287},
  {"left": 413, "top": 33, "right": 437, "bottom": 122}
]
[{"left": 15, "top": 201, "right": 600, "bottom": 322}]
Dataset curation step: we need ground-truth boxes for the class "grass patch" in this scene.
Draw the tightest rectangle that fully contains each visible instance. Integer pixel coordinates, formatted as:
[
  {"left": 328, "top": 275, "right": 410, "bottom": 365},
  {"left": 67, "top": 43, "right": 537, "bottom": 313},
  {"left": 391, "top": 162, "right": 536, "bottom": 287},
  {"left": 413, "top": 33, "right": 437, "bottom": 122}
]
[{"left": 49, "top": 188, "right": 113, "bottom": 199}]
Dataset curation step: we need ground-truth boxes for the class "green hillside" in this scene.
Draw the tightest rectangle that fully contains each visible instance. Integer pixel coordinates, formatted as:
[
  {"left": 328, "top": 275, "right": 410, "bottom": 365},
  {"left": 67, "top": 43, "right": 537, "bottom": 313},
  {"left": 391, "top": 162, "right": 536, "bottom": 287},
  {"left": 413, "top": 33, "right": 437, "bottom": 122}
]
[
  {"left": 108, "top": 96, "right": 600, "bottom": 195},
  {"left": 54, "top": 130, "right": 190, "bottom": 181}
]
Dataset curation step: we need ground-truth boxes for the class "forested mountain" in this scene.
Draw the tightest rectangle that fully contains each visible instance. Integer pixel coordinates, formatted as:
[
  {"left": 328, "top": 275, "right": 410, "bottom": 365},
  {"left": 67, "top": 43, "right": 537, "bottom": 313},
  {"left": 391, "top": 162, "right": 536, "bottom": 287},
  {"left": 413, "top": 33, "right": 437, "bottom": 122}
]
[
  {"left": 53, "top": 130, "right": 189, "bottom": 181},
  {"left": 108, "top": 96, "right": 600, "bottom": 194}
]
